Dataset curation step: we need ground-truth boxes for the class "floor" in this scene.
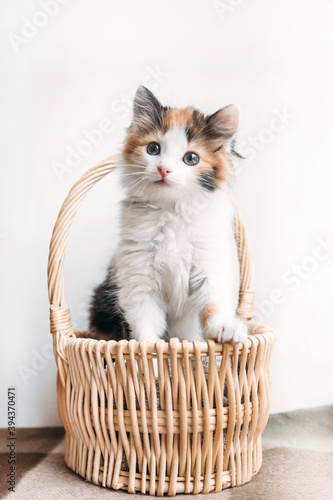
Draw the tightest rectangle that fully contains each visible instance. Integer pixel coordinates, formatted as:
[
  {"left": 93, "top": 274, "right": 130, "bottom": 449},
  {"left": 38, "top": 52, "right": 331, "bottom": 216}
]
[{"left": 0, "top": 406, "right": 332, "bottom": 499}]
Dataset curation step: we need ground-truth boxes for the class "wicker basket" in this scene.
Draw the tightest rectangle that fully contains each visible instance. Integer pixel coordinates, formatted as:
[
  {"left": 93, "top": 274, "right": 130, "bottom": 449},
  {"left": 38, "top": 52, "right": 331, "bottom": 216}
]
[{"left": 48, "top": 155, "right": 275, "bottom": 496}]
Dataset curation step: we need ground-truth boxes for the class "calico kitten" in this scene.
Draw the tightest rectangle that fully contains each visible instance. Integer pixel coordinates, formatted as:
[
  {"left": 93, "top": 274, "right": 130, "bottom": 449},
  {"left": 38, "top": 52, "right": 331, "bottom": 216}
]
[{"left": 89, "top": 86, "right": 247, "bottom": 344}]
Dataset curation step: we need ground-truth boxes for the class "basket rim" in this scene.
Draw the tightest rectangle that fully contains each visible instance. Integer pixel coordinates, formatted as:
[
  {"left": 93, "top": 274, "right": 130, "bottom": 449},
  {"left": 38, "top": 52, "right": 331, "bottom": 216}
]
[{"left": 65, "top": 324, "right": 275, "bottom": 356}]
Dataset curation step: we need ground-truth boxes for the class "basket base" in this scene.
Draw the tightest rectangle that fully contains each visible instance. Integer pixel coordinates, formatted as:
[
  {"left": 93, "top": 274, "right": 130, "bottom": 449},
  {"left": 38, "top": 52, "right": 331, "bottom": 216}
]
[{"left": 63, "top": 433, "right": 263, "bottom": 496}]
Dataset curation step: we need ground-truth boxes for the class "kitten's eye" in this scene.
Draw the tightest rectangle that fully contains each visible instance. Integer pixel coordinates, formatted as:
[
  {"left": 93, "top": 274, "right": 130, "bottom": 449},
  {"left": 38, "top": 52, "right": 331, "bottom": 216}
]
[
  {"left": 147, "top": 142, "right": 160, "bottom": 155},
  {"left": 183, "top": 152, "right": 199, "bottom": 166}
]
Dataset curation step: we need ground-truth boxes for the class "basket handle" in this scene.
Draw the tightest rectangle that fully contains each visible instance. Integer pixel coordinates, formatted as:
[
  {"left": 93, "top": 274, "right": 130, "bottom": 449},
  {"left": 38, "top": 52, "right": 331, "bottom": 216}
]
[
  {"left": 48, "top": 155, "right": 254, "bottom": 341},
  {"left": 234, "top": 208, "right": 255, "bottom": 320},
  {"left": 48, "top": 155, "right": 117, "bottom": 339}
]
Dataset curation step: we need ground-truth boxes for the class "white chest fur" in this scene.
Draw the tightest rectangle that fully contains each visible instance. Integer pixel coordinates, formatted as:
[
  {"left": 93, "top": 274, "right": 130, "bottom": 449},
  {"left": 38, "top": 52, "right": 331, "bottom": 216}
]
[{"left": 113, "top": 191, "right": 239, "bottom": 332}]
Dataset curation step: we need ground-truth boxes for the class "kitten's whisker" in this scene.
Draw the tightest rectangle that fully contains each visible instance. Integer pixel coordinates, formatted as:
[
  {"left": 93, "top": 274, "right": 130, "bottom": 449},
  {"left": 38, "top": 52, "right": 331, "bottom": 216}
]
[
  {"left": 126, "top": 176, "right": 149, "bottom": 192},
  {"left": 119, "top": 162, "right": 147, "bottom": 169},
  {"left": 120, "top": 172, "right": 145, "bottom": 177},
  {"left": 126, "top": 178, "right": 150, "bottom": 214}
]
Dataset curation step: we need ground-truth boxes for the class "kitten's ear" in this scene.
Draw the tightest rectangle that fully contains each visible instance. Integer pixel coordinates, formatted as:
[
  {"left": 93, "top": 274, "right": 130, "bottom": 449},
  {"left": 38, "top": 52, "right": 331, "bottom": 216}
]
[
  {"left": 132, "top": 86, "right": 164, "bottom": 131},
  {"left": 205, "top": 104, "right": 240, "bottom": 140}
]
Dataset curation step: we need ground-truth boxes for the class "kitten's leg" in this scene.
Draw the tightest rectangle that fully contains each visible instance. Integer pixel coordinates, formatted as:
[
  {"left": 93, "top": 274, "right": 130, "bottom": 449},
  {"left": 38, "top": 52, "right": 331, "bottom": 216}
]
[
  {"left": 167, "top": 310, "right": 203, "bottom": 342},
  {"left": 200, "top": 304, "right": 248, "bottom": 344},
  {"left": 119, "top": 293, "right": 166, "bottom": 344},
  {"left": 198, "top": 242, "right": 248, "bottom": 344},
  {"left": 90, "top": 273, "right": 166, "bottom": 343},
  {"left": 130, "top": 295, "right": 167, "bottom": 381}
]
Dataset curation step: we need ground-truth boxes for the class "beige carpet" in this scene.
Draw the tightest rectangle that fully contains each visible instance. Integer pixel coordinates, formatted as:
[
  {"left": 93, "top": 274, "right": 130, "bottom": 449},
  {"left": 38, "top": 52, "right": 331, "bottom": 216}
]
[{"left": 1, "top": 406, "right": 332, "bottom": 499}]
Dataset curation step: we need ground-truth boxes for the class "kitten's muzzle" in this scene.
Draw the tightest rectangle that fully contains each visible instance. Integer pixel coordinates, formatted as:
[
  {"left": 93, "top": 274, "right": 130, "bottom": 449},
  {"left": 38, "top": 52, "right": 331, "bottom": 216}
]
[{"left": 158, "top": 166, "right": 172, "bottom": 179}]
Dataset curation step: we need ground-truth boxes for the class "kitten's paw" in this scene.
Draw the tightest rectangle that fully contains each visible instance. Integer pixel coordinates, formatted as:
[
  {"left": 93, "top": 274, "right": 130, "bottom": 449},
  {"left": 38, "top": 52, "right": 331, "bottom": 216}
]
[{"left": 203, "top": 314, "right": 248, "bottom": 344}]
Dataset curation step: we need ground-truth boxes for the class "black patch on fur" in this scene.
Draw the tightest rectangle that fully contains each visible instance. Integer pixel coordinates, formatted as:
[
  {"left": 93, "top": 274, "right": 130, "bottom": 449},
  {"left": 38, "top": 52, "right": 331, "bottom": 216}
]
[
  {"left": 185, "top": 126, "right": 193, "bottom": 142},
  {"left": 212, "top": 139, "right": 243, "bottom": 158},
  {"left": 188, "top": 107, "right": 234, "bottom": 143},
  {"left": 198, "top": 167, "right": 218, "bottom": 192},
  {"left": 132, "top": 86, "right": 168, "bottom": 133},
  {"left": 89, "top": 274, "right": 131, "bottom": 341},
  {"left": 202, "top": 119, "right": 223, "bottom": 141},
  {"left": 191, "top": 108, "right": 206, "bottom": 132}
]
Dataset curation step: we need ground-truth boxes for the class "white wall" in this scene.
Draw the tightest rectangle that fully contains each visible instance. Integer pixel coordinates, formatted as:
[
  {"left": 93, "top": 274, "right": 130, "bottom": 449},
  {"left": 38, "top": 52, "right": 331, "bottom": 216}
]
[{"left": 1, "top": 0, "right": 333, "bottom": 427}]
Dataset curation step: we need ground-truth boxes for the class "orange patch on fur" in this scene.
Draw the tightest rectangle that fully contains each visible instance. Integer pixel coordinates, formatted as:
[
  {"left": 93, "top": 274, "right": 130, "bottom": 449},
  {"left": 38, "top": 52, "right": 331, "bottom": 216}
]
[
  {"left": 123, "top": 131, "right": 157, "bottom": 161},
  {"left": 163, "top": 107, "right": 193, "bottom": 131},
  {"left": 200, "top": 303, "right": 218, "bottom": 329},
  {"left": 190, "top": 142, "right": 231, "bottom": 186}
]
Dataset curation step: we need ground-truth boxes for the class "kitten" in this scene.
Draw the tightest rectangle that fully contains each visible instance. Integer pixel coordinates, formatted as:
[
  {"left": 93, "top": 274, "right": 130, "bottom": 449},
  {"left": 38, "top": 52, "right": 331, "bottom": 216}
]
[{"left": 89, "top": 86, "right": 247, "bottom": 344}]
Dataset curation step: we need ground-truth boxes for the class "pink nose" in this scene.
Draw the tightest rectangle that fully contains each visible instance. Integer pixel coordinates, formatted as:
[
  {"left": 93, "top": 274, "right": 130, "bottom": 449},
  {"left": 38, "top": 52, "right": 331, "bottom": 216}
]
[{"left": 158, "top": 166, "right": 172, "bottom": 179}]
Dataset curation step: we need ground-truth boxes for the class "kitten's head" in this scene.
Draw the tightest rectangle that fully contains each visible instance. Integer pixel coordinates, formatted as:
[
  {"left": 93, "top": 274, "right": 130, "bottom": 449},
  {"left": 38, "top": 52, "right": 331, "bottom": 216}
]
[{"left": 121, "top": 86, "right": 240, "bottom": 204}]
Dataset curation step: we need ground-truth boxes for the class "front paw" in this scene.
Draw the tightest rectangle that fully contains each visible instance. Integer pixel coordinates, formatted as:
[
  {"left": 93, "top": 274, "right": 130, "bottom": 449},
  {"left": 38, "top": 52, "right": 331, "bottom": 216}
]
[{"left": 203, "top": 314, "right": 248, "bottom": 344}]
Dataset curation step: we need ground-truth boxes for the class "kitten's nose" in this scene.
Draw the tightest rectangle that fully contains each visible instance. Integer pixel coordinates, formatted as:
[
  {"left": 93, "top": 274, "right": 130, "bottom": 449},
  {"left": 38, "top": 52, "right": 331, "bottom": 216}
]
[{"left": 158, "top": 166, "right": 172, "bottom": 179}]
